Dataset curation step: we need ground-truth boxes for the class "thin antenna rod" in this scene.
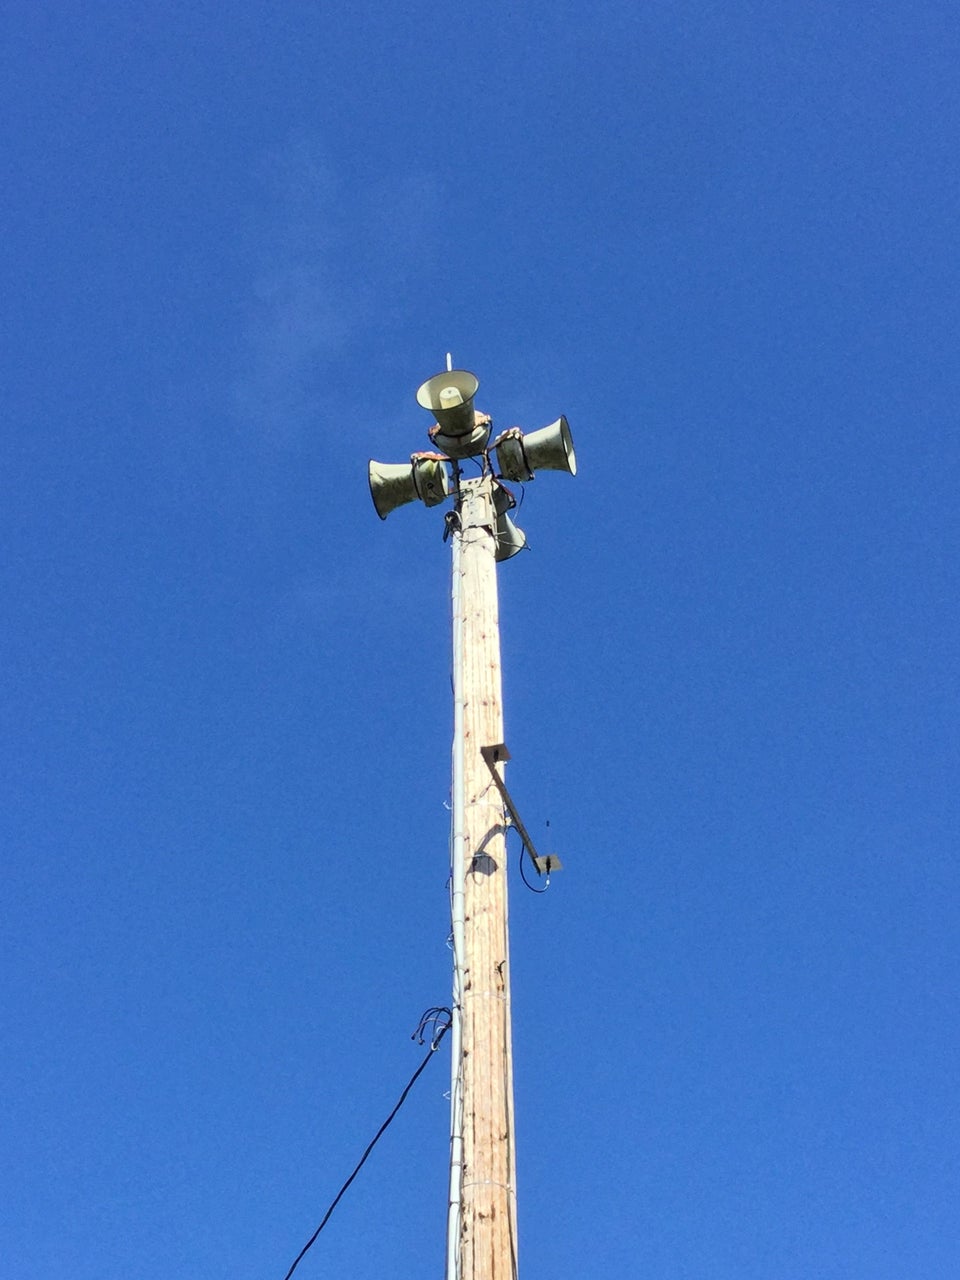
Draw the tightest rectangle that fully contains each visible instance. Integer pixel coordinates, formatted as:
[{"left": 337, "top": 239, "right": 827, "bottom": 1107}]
[{"left": 446, "top": 352, "right": 453, "bottom": 372}]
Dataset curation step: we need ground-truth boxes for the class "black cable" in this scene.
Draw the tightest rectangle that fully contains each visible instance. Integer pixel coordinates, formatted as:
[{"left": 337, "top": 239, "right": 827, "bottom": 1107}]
[
  {"left": 509, "top": 825, "right": 550, "bottom": 895},
  {"left": 412, "top": 1007, "right": 453, "bottom": 1047},
  {"left": 282, "top": 1010, "right": 452, "bottom": 1280}
]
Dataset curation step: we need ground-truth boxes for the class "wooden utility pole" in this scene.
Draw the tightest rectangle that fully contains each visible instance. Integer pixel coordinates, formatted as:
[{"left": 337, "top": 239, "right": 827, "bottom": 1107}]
[
  {"left": 447, "top": 473, "right": 518, "bottom": 1280},
  {"left": 369, "top": 364, "right": 574, "bottom": 1280}
]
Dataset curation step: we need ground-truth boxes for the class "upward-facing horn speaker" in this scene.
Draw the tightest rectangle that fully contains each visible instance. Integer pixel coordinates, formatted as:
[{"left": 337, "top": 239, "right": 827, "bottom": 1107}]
[
  {"left": 416, "top": 369, "right": 479, "bottom": 437},
  {"left": 493, "top": 416, "right": 576, "bottom": 482}
]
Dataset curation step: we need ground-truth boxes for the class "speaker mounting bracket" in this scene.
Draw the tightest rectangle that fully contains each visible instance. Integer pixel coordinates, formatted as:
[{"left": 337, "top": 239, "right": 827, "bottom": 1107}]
[{"left": 480, "top": 744, "right": 563, "bottom": 876}]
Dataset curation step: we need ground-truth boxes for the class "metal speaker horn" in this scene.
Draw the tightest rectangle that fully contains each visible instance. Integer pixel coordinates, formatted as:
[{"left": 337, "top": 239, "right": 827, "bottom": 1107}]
[
  {"left": 416, "top": 369, "right": 479, "bottom": 437},
  {"left": 493, "top": 416, "right": 576, "bottom": 482},
  {"left": 369, "top": 460, "right": 416, "bottom": 520},
  {"left": 492, "top": 484, "right": 527, "bottom": 562},
  {"left": 418, "top": 368, "right": 490, "bottom": 459},
  {"left": 368, "top": 454, "right": 449, "bottom": 520}
]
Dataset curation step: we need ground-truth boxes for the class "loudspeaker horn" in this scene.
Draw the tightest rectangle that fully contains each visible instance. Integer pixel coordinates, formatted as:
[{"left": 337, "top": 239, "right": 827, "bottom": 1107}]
[
  {"left": 492, "top": 484, "right": 527, "bottom": 561},
  {"left": 428, "top": 419, "right": 492, "bottom": 460},
  {"left": 369, "top": 460, "right": 416, "bottom": 520},
  {"left": 416, "top": 369, "right": 480, "bottom": 438},
  {"left": 493, "top": 416, "right": 576, "bottom": 482},
  {"left": 410, "top": 452, "right": 451, "bottom": 507},
  {"left": 368, "top": 454, "right": 449, "bottom": 520}
]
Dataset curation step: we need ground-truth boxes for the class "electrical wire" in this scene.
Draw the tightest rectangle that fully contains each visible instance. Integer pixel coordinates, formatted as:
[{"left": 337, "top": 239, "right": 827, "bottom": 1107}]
[
  {"left": 508, "top": 824, "right": 550, "bottom": 895},
  {"left": 281, "top": 1009, "right": 452, "bottom": 1280}
]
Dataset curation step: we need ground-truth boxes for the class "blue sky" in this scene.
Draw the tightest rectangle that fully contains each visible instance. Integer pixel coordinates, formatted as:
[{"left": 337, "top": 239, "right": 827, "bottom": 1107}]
[{"left": 2, "top": 3, "right": 958, "bottom": 1277}]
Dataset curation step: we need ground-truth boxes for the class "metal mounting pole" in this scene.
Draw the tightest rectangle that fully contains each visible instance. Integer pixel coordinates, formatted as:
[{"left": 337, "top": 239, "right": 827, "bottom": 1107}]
[{"left": 447, "top": 473, "right": 519, "bottom": 1280}]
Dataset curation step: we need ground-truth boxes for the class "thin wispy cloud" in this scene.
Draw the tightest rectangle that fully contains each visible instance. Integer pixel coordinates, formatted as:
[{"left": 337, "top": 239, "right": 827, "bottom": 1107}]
[{"left": 230, "top": 135, "right": 442, "bottom": 451}]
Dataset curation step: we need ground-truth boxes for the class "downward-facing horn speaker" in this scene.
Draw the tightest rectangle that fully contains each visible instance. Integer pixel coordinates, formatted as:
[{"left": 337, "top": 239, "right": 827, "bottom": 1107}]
[
  {"left": 493, "top": 416, "right": 576, "bottom": 482},
  {"left": 492, "top": 484, "right": 527, "bottom": 561}
]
